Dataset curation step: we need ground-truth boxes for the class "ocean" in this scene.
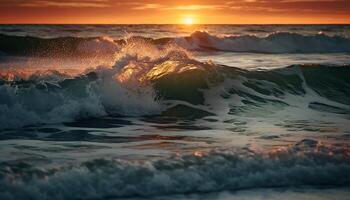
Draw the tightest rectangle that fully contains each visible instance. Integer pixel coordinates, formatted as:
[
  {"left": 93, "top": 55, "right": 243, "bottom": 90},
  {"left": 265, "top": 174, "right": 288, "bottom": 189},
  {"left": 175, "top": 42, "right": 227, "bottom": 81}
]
[{"left": 0, "top": 24, "right": 350, "bottom": 200}]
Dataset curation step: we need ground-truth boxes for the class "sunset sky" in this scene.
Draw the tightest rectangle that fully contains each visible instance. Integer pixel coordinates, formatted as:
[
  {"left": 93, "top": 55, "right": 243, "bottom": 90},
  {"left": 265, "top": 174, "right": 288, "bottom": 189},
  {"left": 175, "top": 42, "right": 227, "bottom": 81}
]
[{"left": 0, "top": 0, "right": 350, "bottom": 24}]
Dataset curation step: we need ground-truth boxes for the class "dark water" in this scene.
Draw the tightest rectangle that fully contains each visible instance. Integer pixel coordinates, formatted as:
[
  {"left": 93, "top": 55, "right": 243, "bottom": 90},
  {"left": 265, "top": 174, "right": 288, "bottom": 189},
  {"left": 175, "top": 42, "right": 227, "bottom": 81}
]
[{"left": 0, "top": 25, "right": 350, "bottom": 200}]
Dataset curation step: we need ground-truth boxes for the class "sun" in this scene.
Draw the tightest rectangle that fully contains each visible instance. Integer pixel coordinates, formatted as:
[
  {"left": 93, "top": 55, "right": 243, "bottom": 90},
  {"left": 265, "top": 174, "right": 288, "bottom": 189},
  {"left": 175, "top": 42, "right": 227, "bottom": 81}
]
[{"left": 184, "top": 17, "right": 194, "bottom": 25}]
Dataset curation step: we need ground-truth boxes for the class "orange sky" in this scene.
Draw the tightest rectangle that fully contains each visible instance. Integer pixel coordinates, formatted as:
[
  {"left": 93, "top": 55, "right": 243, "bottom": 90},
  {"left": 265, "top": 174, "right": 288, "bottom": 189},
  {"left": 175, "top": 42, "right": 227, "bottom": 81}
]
[{"left": 0, "top": 0, "right": 350, "bottom": 24}]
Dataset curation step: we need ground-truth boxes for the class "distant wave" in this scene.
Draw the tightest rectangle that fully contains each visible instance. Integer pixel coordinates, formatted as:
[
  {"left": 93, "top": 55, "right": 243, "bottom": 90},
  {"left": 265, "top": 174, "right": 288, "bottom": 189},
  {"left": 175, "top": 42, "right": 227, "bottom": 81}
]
[
  {"left": 1, "top": 31, "right": 350, "bottom": 56},
  {"left": 1, "top": 144, "right": 350, "bottom": 199},
  {"left": 1, "top": 39, "right": 349, "bottom": 129},
  {"left": 176, "top": 31, "right": 350, "bottom": 53}
]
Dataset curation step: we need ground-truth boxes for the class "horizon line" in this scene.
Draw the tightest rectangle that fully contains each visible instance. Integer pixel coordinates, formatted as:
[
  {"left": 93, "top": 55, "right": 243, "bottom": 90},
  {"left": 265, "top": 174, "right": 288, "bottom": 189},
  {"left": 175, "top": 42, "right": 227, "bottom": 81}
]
[{"left": 1, "top": 23, "right": 350, "bottom": 25}]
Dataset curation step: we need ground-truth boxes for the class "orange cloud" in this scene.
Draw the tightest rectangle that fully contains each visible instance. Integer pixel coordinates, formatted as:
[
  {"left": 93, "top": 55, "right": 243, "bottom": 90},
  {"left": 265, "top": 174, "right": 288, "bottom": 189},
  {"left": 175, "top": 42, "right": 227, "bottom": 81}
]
[
  {"left": 132, "top": 4, "right": 163, "bottom": 10},
  {"left": 132, "top": 4, "right": 225, "bottom": 11},
  {"left": 18, "top": 0, "right": 109, "bottom": 8},
  {"left": 162, "top": 5, "right": 225, "bottom": 10}
]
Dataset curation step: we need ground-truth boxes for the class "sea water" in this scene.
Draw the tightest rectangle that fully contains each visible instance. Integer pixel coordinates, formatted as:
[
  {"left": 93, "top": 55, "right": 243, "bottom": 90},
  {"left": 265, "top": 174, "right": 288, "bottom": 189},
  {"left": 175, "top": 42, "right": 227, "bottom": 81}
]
[{"left": 0, "top": 25, "right": 350, "bottom": 200}]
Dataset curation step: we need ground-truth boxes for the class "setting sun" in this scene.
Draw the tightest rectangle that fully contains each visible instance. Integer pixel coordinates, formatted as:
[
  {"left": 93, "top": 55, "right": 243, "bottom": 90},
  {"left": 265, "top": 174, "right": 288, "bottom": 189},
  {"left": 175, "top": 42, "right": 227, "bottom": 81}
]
[{"left": 184, "top": 17, "right": 194, "bottom": 25}]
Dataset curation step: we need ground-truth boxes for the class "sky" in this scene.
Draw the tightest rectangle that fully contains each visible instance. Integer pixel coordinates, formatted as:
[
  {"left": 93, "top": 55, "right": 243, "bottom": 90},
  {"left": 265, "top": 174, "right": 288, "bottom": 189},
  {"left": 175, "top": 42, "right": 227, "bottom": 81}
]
[{"left": 0, "top": 0, "right": 349, "bottom": 24}]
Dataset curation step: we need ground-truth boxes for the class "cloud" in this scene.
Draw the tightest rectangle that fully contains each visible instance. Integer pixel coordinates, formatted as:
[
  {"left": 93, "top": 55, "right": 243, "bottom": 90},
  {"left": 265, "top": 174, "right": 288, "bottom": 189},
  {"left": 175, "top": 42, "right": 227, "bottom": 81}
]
[
  {"left": 226, "top": 0, "right": 265, "bottom": 4},
  {"left": 226, "top": 0, "right": 340, "bottom": 3},
  {"left": 229, "top": 5, "right": 289, "bottom": 12},
  {"left": 163, "top": 5, "right": 225, "bottom": 10},
  {"left": 14, "top": 1, "right": 227, "bottom": 10},
  {"left": 132, "top": 4, "right": 226, "bottom": 11},
  {"left": 132, "top": 3, "right": 162, "bottom": 10},
  {"left": 17, "top": 0, "right": 109, "bottom": 8},
  {"left": 280, "top": 0, "right": 338, "bottom": 2}
]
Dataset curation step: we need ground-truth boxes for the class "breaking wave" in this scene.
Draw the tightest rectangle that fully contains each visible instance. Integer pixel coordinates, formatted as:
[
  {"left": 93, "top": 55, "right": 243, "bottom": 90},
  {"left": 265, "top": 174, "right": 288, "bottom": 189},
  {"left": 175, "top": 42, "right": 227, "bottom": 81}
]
[
  {"left": 1, "top": 61, "right": 350, "bottom": 129},
  {"left": 0, "top": 35, "right": 350, "bottom": 129}
]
